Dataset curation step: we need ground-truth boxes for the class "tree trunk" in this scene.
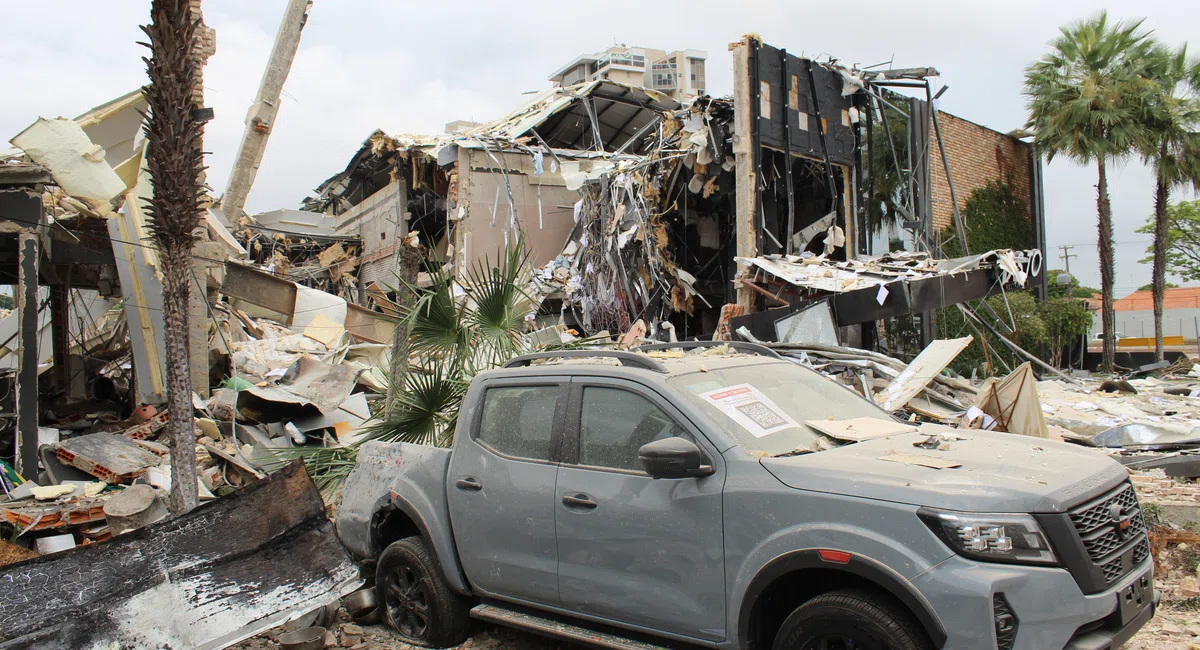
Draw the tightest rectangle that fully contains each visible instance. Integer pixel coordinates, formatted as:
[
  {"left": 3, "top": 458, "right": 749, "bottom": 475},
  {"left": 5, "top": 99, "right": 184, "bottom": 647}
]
[
  {"left": 162, "top": 250, "right": 199, "bottom": 513},
  {"left": 143, "top": 0, "right": 206, "bottom": 515},
  {"left": 1152, "top": 145, "right": 1170, "bottom": 363},
  {"left": 386, "top": 240, "right": 422, "bottom": 417},
  {"left": 1097, "top": 158, "right": 1117, "bottom": 374}
]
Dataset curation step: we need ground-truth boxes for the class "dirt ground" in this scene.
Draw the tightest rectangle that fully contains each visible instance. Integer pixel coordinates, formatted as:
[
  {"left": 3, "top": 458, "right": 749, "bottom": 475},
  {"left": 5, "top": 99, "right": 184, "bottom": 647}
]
[
  {"left": 233, "top": 616, "right": 573, "bottom": 650},
  {"left": 231, "top": 603, "right": 1199, "bottom": 650}
]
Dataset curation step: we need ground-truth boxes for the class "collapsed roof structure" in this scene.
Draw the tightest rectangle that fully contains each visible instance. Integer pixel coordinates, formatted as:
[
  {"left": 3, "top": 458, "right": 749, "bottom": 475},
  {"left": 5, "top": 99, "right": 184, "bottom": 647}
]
[{"left": 301, "top": 36, "right": 1047, "bottom": 351}]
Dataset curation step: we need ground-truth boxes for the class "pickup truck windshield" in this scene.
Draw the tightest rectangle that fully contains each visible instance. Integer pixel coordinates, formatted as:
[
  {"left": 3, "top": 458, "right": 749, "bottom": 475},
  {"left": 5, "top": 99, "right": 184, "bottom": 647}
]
[{"left": 667, "top": 361, "right": 891, "bottom": 456}]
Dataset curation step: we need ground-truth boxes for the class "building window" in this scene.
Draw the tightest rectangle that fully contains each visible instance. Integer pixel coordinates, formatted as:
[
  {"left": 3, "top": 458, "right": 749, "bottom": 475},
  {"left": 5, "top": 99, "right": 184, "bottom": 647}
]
[
  {"left": 689, "top": 58, "right": 706, "bottom": 92},
  {"left": 562, "top": 64, "right": 587, "bottom": 86},
  {"left": 651, "top": 62, "right": 677, "bottom": 90}
]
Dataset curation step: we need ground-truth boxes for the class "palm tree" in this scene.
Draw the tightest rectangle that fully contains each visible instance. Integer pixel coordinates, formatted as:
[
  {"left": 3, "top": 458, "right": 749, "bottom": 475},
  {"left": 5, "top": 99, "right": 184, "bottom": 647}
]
[
  {"left": 1139, "top": 43, "right": 1200, "bottom": 361},
  {"left": 866, "top": 99, "right": 912, "bottom": 239},
  {"left": 142, "top": 0, "right": 207, "bottom": 514},
  {"left": 1024, "top": 11, "right": 1153, "bottom": 374}
]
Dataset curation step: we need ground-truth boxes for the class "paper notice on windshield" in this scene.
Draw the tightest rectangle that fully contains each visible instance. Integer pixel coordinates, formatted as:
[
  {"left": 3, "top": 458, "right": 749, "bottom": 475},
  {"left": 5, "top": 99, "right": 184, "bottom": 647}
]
[{"left": 700, "top": 384, "right": 799, "bottom": 438}]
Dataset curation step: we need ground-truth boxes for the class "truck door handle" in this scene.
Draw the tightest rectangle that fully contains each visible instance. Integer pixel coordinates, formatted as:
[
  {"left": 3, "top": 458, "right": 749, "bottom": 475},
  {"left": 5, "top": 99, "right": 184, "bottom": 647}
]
[
  {"left": 562, "top": 494, "right": 597, "bottom": 509},
  {"left": 455, "top": 477, "right": 482, "bottom": 492}
]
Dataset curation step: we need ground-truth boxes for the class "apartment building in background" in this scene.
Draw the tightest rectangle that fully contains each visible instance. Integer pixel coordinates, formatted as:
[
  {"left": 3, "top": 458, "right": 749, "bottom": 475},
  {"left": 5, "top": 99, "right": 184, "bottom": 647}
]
[{"left": 548, "top": 45, "right": 707, "bottom": 102}]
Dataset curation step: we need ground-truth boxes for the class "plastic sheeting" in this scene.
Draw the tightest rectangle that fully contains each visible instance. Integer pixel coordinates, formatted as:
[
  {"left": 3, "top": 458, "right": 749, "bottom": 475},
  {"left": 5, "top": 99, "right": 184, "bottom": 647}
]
[{"left": 973, "top": 362, "right": 1049, "bottom": 439}]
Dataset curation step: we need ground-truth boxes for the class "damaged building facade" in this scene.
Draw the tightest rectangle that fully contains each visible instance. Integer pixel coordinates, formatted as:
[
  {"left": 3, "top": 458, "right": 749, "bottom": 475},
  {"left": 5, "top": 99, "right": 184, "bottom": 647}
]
[{"left": 300, "top": 36, "right": 1046, "bottom": 352}]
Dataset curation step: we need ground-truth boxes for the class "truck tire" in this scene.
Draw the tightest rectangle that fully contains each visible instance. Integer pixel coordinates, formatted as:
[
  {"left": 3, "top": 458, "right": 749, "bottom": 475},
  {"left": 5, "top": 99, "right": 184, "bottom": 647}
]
[
  {"left": 376, "top": 536, "right": 471, "bottom": 647},
  {"left": 772, "top": 589, "right": 932, "bottom": 650}
]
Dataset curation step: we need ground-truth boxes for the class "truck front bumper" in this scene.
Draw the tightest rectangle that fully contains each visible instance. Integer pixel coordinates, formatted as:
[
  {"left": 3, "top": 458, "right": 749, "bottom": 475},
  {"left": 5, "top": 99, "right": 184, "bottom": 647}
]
[{"left": 910, "top": 555, "right": 1156, "bottom": 650}]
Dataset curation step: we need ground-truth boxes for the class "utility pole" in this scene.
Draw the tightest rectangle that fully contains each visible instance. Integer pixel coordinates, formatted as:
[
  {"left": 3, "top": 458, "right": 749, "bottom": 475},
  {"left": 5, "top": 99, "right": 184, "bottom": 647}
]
[
  {"left": 218, "top": 0, "right": 313, "bottom": 221},
  {"left": 1058, "top": 245, "right": 1077, "bottom": 277}
]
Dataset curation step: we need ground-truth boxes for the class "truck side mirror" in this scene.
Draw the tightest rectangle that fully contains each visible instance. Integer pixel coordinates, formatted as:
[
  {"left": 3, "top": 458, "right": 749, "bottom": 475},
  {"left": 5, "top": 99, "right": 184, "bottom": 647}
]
[{"left": 638, "top": 437, "right": 713, "bottom": 479}]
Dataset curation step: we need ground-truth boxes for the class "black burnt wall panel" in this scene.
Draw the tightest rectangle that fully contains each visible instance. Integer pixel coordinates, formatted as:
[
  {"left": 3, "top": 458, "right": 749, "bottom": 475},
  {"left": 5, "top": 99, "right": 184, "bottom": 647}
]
[{"left": 755, "top": 45, "right": 855, "bottom": 167}]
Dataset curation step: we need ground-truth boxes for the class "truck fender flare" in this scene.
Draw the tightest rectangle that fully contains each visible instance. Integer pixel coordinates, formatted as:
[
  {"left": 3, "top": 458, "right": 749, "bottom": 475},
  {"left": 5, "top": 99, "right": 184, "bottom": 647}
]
[
  {"left": 738, "top": 549, "right": 948, "bottom": 648},
  {"left": 380, "top": 492, "right": 472, "bottom": 596}
]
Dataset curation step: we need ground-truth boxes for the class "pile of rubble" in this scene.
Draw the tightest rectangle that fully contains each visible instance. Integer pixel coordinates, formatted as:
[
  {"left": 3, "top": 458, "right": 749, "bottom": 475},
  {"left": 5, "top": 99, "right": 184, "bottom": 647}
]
[
  {"left": 1126, "top": 472, "right": 1200, "bottom": 649},
  {"left": 1036, "top": 371, "right": 1200, "bottom": 478}
]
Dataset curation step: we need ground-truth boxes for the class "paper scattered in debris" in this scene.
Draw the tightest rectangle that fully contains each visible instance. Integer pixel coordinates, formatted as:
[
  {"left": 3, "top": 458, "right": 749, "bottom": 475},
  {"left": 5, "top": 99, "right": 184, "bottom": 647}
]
[
  {"left": 877, "top": 452, "right": 962, "bottom": 469},
  {"left": 701, "top": 384, "right": 800, "bottom": 438},
  {"left": 806, "top": 417, "right": 917, "bottom": 442}
]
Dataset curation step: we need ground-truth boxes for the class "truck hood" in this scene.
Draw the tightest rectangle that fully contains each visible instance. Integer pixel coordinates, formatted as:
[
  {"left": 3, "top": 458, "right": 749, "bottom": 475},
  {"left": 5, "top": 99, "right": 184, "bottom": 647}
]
[{"left": 759, "top": 426, "right": 1128, "bottom": 513}]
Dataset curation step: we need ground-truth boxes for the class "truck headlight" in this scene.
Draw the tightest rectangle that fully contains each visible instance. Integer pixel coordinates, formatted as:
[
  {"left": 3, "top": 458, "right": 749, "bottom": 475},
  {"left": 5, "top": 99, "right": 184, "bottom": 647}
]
[{"left": 918, "top": 508, "right": 1058, "bottom": 566}]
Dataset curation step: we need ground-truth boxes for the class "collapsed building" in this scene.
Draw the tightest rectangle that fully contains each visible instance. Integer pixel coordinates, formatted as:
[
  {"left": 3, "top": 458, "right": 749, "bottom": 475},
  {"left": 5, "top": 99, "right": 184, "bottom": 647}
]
[
  {"left": 297, "top": 37, "right": 1047, "bottom": 351},
  {"left": 0, "top": 35, "right": 1051, "bottom": 524}
]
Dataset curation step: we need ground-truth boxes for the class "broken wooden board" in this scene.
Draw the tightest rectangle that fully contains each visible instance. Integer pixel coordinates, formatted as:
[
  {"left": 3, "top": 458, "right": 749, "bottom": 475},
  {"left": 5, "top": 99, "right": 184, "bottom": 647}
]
[
  {"left": 0, "top": 461, "right": 361, "bottom": 650},
  {"left": 874, "top": 336, "right": 972, "bottom": 412},
  {"left": 806, "top": 417, "right": 917, "bottom": 442},
  {"left": 877, "top": 452, "right": 962, "bottom": 470}
]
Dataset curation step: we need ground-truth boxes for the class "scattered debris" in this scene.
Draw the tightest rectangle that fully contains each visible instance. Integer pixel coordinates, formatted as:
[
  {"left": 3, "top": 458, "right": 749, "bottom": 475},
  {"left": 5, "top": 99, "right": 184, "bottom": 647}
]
[
  {"left": 874, "top": 336, "right": 973, "bottom": 412},
  {"left": 971, "top": 362, "right": 1050, "bottom": 438},
  {"left": 0, "top": 462, "right": 361, "bottom": 650},
  {"left": 877, "top": 452, "right": 962, "bottom": 470}
]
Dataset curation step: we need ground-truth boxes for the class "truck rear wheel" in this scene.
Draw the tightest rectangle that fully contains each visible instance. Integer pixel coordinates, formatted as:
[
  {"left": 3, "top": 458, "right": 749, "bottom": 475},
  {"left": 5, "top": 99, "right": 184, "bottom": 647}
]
[
  {"left": 376, "top": 535, "right": 471, "bottom": 647},
  {"left": 772, "top": 589, "right": 931, "bottom": 650}
]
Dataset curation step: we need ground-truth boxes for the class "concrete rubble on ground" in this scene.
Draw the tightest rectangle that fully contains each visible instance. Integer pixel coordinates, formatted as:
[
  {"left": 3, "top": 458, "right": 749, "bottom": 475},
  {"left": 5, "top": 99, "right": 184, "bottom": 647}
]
[{"left": 0, "top": 88, "right": 381, "bottom": 647}]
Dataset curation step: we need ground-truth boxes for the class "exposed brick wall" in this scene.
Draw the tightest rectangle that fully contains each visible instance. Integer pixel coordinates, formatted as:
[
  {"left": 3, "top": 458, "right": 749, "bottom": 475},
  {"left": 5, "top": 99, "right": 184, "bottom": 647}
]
[
  {"left": 929, "top": 111, "right": 1032, "bottom": 233},
  {"left": 188, "top": 0, "right": 215, "bottom": 182}
]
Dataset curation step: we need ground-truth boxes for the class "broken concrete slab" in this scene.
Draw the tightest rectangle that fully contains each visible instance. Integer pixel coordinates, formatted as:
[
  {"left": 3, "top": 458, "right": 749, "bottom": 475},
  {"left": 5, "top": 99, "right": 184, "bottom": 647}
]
[
  {"left": 53, "top": 432, "right": 163, "bottom": 483},
  {"left": 0, "top": 461, "right": 361, "bottom": 650},
  {"left": 103, "top": 484, "right": 169, "bottom": 535}
]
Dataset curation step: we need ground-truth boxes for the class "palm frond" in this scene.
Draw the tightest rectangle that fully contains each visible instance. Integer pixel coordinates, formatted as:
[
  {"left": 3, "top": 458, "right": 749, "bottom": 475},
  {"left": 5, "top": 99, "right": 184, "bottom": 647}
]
[
  {"left": 406, "top": 263, "right": 470, "bottom": 361},
  {"left": 276, "top": 446, "right": 360, "bottom": 501},
  {"left": 1023, "top": 10, "right": 1154, "bottom": 164},
  {"left": 359, "top": 364, "right": 468, "bottom": 447},
  {"left": 462, "top": 242, "right": 535, "bottom": 370}
]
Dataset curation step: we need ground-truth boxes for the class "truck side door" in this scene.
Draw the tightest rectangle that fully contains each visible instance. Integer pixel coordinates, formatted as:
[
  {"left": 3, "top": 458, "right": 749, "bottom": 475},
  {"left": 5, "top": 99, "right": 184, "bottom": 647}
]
[
  {"left": 554, "top": 377, "right": 726, "bottom": 642},
  {"left": 446, "top": 377, "right": 567, "bottom": 607}
]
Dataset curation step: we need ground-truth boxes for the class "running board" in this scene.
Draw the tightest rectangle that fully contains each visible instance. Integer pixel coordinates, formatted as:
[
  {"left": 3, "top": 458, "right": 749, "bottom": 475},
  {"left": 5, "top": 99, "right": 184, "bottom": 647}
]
[{"left": 470, "top": 604, "right": 670, "bottom": 650}]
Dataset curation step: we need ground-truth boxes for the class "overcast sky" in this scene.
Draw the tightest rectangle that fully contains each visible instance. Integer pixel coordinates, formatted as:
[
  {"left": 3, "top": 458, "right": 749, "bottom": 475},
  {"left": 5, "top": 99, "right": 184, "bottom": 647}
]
[{"left": 2, "top": 0, "right": 1197, "bottom": 296}]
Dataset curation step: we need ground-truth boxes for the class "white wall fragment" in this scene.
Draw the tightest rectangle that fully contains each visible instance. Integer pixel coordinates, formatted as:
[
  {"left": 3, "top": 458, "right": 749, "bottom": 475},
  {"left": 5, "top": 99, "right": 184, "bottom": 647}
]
[{"left": 10, "top": 118, "right": 126, "bottom": 214}]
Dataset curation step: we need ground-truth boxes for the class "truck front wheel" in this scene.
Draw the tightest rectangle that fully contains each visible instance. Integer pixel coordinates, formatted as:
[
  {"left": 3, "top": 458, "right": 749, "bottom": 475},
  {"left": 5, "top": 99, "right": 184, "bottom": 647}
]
[
  {"left": 772, "top": 589, "right": 932, "bottom": 650},
  {"left": 376, "top": 536, "right": 471, "bottom": 647}
]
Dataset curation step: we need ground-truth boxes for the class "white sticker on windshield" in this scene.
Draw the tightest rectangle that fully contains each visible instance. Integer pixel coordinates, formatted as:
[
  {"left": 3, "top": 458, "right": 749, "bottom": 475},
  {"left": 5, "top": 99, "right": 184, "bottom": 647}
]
[{"left": 699, "top": 384, "right": 800, "bottom": 438}]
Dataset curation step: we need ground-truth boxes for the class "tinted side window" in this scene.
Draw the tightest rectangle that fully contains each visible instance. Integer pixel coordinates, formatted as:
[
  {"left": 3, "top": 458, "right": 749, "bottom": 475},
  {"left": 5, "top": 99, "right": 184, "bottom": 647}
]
[
  {"left": 477, "top": 386, "right": 558, "bottom": 461},
  {"left": 580, "top": 387, "right": 689, "bottom": 471}
]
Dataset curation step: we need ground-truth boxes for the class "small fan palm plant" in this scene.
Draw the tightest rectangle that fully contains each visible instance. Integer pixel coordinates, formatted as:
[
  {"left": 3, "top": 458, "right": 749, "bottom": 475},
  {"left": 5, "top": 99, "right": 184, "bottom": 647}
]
[{"left": 294, "top": 241, "right": 537, "bottom": 495}]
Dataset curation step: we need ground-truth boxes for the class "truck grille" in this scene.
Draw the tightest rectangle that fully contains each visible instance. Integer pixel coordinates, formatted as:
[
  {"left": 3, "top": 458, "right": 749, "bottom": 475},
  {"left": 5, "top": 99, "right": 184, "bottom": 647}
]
[{"left": 1067, "top": 482, "right": 1148, "bottom": 585}]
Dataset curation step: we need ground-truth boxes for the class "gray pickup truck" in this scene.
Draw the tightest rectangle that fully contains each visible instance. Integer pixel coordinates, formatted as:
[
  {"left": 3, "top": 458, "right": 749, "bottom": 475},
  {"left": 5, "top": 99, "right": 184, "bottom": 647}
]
[{"left": 337, "top": 343, "right": 1157, "bottom": 650}]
